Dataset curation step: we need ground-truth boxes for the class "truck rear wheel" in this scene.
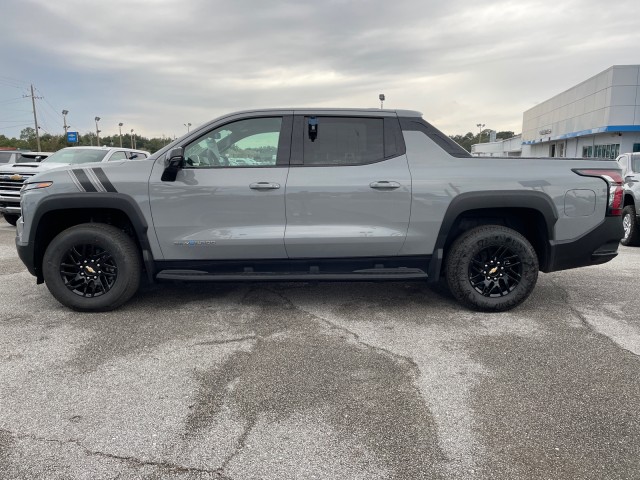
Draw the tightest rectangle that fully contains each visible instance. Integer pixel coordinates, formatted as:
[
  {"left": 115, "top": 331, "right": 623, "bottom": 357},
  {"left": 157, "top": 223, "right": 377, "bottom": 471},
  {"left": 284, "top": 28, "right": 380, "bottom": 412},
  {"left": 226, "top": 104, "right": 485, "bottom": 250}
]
[
  {"left": 42, "top": 223, "right": 141, "bottom": 311},
  {"left": 3, "top": 213, "right": 19, "bottom": 226},
  {"left": 445, "top": 225, "right": 539, "bottom": 312}
]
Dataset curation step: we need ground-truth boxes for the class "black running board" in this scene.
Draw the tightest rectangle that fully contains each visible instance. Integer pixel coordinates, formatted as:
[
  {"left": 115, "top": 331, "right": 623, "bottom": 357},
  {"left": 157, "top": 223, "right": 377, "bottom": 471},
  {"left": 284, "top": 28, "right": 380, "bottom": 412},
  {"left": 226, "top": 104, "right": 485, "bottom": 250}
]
[{"left": 156, "top": 268, "right": 428, "bottom": 282}]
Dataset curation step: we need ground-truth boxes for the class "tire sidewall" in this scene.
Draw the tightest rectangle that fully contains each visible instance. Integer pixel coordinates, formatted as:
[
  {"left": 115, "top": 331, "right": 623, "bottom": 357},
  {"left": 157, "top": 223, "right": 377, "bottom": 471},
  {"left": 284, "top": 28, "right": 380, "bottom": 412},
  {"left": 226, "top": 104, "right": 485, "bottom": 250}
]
[
  {"left": 43, "top": 225, "right": 140, "bottom": 311},
  {"left": 446, "top": 227, "right": 539, "bottom": 311},
  {"left": 621, "top": 205, "right": 637, "bottom": 246}
]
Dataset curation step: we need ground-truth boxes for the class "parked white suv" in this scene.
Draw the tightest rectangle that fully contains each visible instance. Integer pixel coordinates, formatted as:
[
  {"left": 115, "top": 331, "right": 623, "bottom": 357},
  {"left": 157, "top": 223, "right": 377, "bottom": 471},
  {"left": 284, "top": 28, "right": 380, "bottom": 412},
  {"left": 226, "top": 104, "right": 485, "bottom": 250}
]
[{"left": 0, "top": 146, "right": 148, "bottom": 225}]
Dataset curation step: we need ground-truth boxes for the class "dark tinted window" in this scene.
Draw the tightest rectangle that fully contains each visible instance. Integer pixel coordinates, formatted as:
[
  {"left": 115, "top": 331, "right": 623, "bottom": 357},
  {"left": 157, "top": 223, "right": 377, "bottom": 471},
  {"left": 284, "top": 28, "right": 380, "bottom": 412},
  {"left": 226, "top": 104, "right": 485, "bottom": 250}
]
[{"left": 303, "top": 117, "right": 384, "bottom": 165}]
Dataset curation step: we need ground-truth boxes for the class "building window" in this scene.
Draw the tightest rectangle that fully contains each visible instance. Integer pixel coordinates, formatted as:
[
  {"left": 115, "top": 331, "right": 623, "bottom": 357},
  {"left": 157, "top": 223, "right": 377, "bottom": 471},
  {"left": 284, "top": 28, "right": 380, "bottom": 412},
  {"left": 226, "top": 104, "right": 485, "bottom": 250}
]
[
  {"left": 592, "top": 143, "right": 620, "bottom": 159},
  {"left": 633, "top": 143, "right": 640, "bottom": 153},
  {"left": 582, "top": 146, "right": 593, "bottom": 158}
]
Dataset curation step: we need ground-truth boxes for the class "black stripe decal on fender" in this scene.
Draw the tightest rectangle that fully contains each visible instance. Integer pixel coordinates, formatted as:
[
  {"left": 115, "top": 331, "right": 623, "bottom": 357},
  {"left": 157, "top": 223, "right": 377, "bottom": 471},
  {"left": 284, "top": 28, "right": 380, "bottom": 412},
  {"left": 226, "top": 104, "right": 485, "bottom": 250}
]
[
  {"left": 92, "top": 168, "right": 118, "bottom": 192},
  {"left": 72, "top": 169, "right": 97, "bottom": 192}
]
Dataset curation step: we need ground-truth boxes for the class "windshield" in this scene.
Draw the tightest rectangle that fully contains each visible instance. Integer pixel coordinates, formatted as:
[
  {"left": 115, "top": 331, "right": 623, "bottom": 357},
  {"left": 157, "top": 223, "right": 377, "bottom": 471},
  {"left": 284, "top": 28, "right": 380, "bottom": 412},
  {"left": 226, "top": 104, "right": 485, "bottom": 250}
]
[{"left": 43, "top": 148, "right": 109, "bottom": 164}]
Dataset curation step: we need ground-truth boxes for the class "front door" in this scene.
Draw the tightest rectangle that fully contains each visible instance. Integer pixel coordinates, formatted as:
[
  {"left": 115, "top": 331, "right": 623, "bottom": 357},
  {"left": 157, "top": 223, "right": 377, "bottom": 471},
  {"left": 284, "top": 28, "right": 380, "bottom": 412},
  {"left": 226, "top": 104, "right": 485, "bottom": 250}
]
[{"left": 149, "top": 115, "right": 292, "bottom": 260}]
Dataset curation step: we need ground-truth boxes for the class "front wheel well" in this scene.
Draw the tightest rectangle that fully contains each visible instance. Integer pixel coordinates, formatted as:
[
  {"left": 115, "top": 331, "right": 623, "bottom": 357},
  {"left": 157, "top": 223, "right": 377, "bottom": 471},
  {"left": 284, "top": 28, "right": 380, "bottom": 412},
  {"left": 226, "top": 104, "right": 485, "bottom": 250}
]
[
  {"left": 623, "top": 193, "right": 635, "bottom": 208},
  {"left": 33, "top": 208, "right": 141, "bottom": 280},
  {"left": 442, "top": 208, "right": 550, "bottom": 272}
]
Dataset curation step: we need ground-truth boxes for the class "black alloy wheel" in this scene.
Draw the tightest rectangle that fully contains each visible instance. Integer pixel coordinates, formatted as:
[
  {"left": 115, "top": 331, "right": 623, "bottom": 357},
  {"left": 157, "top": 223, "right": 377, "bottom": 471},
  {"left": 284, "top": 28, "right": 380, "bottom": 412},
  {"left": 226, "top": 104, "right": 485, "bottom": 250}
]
[
  {"left": 468, "top": 245, "right": 522, "bottom": 298},
  {"left": 43, "top": 223, "right": 141, "bottom": 311},
  {"left": 59, "top": 243, "right": 118, "bottom": 297},
  {"left": 445, "top": 225, "right": 539, "bottom": 312}
]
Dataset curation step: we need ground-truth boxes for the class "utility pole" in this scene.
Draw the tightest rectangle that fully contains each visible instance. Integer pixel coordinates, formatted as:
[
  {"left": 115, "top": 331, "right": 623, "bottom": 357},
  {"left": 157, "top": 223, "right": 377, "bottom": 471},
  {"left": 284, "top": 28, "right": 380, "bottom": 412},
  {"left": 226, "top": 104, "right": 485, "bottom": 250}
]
[
  {"left": 26, "top": 84, "right": 42, "bottom": 151},
  {"left": 95, "top": 117, "right": 101, "bottom": 146},
  {"left": 62, "top": 110, "right": 69, "bottom": 141}
]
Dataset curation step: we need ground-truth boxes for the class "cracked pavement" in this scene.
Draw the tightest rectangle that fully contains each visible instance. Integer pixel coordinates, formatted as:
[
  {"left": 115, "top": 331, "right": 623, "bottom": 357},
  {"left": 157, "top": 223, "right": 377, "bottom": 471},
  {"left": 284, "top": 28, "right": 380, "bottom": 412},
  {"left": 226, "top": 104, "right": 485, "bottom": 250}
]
[{"left": 1, "top": 221, "right": 640, "bottom": 479}]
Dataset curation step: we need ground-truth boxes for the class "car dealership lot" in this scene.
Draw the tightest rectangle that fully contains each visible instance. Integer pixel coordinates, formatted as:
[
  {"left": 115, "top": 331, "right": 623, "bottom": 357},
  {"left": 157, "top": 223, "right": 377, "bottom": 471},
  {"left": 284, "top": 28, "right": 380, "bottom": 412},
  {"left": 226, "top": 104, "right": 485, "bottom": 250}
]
[{"left": 1, "top": 222, "right": 639, "bottom": 479}]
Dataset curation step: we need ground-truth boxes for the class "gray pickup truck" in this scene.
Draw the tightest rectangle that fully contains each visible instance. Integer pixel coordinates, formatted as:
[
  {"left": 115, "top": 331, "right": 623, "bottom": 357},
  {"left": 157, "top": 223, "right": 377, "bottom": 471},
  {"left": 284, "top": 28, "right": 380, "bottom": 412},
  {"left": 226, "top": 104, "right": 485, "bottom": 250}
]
[{"left": 16, "top": 109, "right": 623, "bottom": 312}]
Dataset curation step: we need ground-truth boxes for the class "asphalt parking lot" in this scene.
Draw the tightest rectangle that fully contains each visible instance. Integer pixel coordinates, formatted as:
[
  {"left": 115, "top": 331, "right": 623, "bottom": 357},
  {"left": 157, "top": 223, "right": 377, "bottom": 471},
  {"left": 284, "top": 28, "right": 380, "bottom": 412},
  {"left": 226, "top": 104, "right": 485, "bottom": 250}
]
[{"left": 1, "top": 221, "right": 639, "bottom": 480}]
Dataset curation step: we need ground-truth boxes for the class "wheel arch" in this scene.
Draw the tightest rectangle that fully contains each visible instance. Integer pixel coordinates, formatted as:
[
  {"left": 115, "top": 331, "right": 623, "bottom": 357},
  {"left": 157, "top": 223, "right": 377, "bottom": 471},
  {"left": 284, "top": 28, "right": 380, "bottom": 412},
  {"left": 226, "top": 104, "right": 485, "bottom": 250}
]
[
  {"left": 427, "top": 191, "right": 558, "bottom": 281},
  {"left": 623, "top": 192, "right": 635, "bottom": 208},
  {"left": 28, "top": 194, "right": 153, "bottom": 282}
]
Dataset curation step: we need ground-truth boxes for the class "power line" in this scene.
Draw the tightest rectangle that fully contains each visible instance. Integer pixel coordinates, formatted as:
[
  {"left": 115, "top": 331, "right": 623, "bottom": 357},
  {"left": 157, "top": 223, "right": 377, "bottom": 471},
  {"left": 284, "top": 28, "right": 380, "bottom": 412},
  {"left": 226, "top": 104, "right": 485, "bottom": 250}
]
[{"left": 0, "top": 77, "right": 29, "bottom": 89}]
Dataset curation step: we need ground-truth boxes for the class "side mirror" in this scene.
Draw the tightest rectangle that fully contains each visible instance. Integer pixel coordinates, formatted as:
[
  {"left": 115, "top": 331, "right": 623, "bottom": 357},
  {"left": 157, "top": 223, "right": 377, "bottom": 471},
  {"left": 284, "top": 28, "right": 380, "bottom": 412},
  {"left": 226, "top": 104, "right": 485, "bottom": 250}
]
[{"left": 161, "top": 147, "right": 184, "bottom": 182}]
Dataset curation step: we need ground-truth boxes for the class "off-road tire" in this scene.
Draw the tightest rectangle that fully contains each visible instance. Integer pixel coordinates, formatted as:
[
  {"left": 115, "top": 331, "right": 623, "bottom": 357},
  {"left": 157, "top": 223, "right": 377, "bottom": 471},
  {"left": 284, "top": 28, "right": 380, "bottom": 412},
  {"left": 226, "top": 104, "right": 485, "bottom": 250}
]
[
  {"left": 621, "top": 205, "right": 640, "bottom": 246},
  {"left": 445, "top": 225, "right": 539, "bottom": 312},
  {"left": 3, "top": 213, "right": 19, "bottom": 226},
  {"left": 42, "top": 223, "right": 141, "bottom": 311}
]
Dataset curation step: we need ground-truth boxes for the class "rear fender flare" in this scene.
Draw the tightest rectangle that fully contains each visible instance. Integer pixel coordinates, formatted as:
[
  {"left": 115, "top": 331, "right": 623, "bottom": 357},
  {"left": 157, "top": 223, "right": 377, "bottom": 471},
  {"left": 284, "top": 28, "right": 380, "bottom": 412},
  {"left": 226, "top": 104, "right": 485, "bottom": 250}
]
[{"left": 427, "top": 190, "right": 558, "bottom": 281}]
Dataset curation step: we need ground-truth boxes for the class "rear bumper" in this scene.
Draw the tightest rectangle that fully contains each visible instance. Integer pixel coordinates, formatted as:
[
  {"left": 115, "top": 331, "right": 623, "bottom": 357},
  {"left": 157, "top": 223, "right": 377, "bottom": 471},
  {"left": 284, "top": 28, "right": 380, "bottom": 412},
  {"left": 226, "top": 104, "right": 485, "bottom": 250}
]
[{"left": 544, "top": 216, "right": 623, "bottom": 272}]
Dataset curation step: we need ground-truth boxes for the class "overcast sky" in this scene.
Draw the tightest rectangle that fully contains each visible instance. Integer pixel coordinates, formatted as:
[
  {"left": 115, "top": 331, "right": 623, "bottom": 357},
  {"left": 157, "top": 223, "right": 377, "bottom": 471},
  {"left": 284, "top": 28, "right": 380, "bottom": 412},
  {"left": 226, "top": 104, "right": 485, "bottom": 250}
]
[{"left": 1, "top": 0, "right": 639, "bottom": 141}]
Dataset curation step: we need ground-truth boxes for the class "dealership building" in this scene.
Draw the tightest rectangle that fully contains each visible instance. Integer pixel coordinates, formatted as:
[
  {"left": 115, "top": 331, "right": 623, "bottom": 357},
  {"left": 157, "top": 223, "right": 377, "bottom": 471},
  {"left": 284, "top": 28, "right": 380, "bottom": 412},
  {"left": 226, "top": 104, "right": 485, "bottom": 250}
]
[{"left": 471, "top": 65, "right": 640, "bottom": 158}]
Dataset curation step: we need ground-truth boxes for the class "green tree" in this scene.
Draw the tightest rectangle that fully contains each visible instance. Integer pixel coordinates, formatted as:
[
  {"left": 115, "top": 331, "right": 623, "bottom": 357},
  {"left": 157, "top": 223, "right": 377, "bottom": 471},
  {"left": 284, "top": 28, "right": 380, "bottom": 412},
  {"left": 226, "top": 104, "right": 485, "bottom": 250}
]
[{"left": 496, "top": 131, "right": 515, "bottom": 140}]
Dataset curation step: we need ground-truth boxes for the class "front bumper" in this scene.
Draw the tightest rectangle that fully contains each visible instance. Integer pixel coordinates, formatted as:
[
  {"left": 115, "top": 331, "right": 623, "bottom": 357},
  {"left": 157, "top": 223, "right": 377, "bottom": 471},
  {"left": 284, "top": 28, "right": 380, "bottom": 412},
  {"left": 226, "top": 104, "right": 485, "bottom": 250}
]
[
  {"left": 544, "top": 216, "right": 624, "bottom": 272},
  {"left": 16, "top": 219, "right": 40, "bottom": 280},
  {"left": 0, "top": 194, "right": 21, "bottom": 214}
]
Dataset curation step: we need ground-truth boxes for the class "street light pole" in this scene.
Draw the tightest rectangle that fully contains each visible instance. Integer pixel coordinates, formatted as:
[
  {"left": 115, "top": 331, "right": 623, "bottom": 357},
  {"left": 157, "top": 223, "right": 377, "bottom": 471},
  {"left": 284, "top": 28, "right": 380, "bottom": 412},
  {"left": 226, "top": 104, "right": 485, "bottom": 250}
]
[
  {"left": 130, "top": 129, "right": 135, "bottom": 149},
  {"left": 118, "top": 122, "right": 123, "bottom": 147},
  {"left": 184, "top": 122, "right": 191, "bottom": 133},
  {"left": 95, "top": 117, "right": 101, "bottom": 146},
  {"left": 379, "top": 94, "right": 385, "bottom": 109},
  {"left": 476, "top": 123, "right": 485, "bottom": 143}
]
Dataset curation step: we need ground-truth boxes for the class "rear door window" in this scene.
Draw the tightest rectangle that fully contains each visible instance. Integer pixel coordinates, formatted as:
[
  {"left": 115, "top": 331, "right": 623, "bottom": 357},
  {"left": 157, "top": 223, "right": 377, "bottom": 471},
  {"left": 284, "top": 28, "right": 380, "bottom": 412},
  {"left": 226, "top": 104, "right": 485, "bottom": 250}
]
[{"left": 302, "top": 117, "right": 384, "bottom": 166}]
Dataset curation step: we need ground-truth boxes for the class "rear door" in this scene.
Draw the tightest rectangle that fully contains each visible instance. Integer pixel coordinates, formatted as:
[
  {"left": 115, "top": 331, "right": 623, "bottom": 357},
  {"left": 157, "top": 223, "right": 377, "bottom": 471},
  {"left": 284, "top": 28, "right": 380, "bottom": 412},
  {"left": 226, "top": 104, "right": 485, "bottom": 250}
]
[
  {"left": 149, "top": 114, "right": 292, "bottom": 260},
  {"left": 284, "top": 113, "right": 412, "bottom": 257}
]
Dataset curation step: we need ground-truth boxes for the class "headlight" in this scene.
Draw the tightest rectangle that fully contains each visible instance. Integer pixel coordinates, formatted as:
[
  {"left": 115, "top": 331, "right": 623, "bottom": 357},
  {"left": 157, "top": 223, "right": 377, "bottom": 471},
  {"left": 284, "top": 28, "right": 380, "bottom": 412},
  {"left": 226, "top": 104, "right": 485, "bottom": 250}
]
[{"left": 21, "top": 181, "right": 53, "bottom": 192}]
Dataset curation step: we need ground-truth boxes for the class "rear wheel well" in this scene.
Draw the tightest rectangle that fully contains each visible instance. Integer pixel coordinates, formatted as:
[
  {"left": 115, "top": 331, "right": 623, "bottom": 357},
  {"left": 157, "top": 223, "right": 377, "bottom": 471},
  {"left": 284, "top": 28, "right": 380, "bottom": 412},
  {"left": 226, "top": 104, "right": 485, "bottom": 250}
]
[
  {"left": 442, "top": 208, "right": 550, "bottom": 273},
  {"left": 33, "top": 208, "right": 141, "bottom": 279}
]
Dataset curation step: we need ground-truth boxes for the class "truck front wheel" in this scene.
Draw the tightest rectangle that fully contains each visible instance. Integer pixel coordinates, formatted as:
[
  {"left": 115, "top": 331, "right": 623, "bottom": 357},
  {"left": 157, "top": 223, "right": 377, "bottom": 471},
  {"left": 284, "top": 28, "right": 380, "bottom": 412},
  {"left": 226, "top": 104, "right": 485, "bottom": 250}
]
[
  {"left": 42, "top": 223, "right": 141, "bottom": 311},
  {"left": 621, "top": 205, "right": 640, "bottom": 246},
  {"left": 3, "top": 213, "right": 19, "bottom": 226},
  {"left": 445, "top": 225, "right": 539, "bottom": 312}
]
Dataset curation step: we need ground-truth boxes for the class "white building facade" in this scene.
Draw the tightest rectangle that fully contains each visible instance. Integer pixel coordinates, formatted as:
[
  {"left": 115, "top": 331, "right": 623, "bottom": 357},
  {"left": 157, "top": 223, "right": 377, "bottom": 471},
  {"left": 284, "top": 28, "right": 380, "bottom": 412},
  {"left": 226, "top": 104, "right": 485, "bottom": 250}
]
[{"left": 471, "top": 65, "right": 640, "bottom": 158}]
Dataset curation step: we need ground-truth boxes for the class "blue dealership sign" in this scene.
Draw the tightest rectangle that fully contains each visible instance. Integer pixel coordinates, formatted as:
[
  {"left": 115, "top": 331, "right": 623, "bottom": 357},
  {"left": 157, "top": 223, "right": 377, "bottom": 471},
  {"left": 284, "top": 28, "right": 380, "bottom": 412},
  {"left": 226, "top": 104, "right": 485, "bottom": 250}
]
[{"left": 67, "top": 131, "right": 78, "bottom": 143}]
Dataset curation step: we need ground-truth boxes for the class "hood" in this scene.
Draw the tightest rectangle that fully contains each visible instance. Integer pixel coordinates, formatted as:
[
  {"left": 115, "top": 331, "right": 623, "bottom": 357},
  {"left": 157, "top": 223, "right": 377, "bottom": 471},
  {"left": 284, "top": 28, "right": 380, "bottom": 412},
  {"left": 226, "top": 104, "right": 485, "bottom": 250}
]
[{"left": 0, "top": 161, "right": 71, "bottom": 173}]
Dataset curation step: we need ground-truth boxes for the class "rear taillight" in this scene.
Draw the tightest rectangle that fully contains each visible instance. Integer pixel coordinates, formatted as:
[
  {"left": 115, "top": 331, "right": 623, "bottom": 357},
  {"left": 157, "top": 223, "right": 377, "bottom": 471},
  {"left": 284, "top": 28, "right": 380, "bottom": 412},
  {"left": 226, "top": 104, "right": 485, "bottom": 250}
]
[{"left": 573, "top": 169, "right": 624, "bottom": 216}]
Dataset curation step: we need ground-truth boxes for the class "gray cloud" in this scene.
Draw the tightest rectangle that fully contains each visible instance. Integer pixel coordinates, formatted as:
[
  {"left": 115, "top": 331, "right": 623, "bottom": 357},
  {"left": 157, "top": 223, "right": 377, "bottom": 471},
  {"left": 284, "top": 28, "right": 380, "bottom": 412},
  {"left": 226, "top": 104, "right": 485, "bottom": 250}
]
[{"left": 1, "top": 0, "right": 639, "bottom": 139}]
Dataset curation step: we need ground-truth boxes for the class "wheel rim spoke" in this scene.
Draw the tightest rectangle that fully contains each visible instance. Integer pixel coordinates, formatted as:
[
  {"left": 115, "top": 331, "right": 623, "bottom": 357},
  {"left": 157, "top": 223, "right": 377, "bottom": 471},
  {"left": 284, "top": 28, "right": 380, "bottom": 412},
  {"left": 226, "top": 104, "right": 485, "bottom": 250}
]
[
  {"left": 468, "top": 244, "right": 523, "bottom": 298},
  {"left": 59, "top": 243, "right": 117, "bottom": 298}
]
